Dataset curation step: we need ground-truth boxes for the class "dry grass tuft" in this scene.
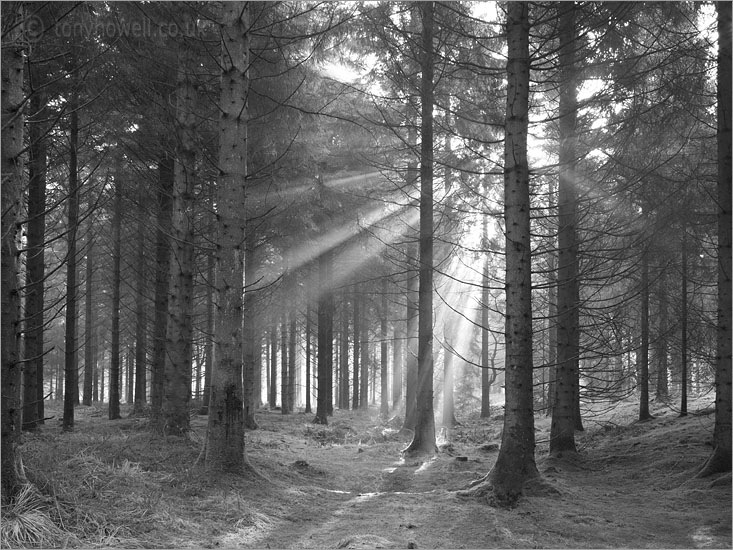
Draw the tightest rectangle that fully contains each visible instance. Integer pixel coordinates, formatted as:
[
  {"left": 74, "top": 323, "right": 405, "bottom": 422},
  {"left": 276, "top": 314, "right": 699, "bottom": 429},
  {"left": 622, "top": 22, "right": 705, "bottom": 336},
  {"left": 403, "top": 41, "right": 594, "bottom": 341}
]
[{"left": 0, "top": 483, "right": 69, "bottom": 548}]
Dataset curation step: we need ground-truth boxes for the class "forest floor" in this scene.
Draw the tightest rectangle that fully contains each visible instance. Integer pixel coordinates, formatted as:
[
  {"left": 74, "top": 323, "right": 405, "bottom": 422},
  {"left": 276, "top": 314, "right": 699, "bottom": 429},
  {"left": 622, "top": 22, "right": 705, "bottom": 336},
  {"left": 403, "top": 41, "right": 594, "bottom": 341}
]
[{"left": 6, "top": 394, "right": 731, "bottom": 549}]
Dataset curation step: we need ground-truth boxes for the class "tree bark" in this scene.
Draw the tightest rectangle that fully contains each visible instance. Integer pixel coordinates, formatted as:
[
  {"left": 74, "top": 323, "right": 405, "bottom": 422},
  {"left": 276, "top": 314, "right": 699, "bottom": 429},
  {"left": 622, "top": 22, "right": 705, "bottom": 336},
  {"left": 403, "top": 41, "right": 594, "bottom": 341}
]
[
  {"left": 133, "top": 210, "right": 147, "bottom": 413},
  {"left": 699, "top": 0, "right": 732, "bottom": 477},
  {"left": 109, "top": 161, "right": 122, "bottom": 420},
  {"left": 1, "top": 8, "right": 29, "bottom": 500},
  {"left": 680, "top": 231, "right": 688, "bottom": 416},
  {"left": 199, "top": 249, "right": 214, "bottom": 415},
  {"left": 163, "top": 31, "right": 198, "bottom": 435},
  {"left": 403, "top": 247, "right": 419, "bottom": 430},
  {"left": 655, "top": 267, "right": 669, "bottom": 400},
  {"left": 380, "top": 278, "right": 390, "bottom": 418},
  {"left": 269, "top": 323, "right": 278, "bottom": 408},
  {"left": 151, "top": 153, "right": 173, "bottom": 417},
  {"left": 638, "top": 229, "right": 652, "bottom": 421},
  {"left": 281, "top": 311, "right": 290, "bottom": 414},
  {"left": 483, "top": 2, "right": 539, "bottom": 504},
  {"left": 243, "top": 228, "right": 259, "bottom": 428},
  {"left": 314, "top": 249, "right": 334, "bottom": 424},
  {"left": 23, "top": 88, "right": 47, "bottom": 426},
  {"left": 340, "top": 294, "right": 350, "bottom": 409},
  {"left": 404, "top": 0, "right": 436, "bottom": 457},
  {"left": 63, "top": 99, "right": 80, "bottom": 430},
  {"left": 205, "top": 1, "right": 250, "bottom": 474},
  {"left": 352, "top": 284, "right": 361, "bottom": 409},
  {"left": 82, "top": 233, "right": 94, "bottom": 407},
  {"left": 392, "top": 321, "right": 403, "bottom": 409},
  {"left": 550, "top": 2, "right": 579, "bottom": 456}
]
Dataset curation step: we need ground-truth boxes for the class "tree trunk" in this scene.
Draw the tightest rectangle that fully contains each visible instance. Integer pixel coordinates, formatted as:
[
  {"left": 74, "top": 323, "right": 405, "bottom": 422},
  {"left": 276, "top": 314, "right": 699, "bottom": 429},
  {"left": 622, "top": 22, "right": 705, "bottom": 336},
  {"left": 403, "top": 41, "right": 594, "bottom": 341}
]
[
  {"left": 82, "top": 233, "right": 94, "bottom": 407},
  {"left": 243, "top": 229, "right": 259, "bottom": 428},
  {"left": 404, "top": 0, "right": 436, "bottom": 457},
  {"left": 483, "top": 2, "right": 539, "bottom": 504},
  {"left": 392, "top": 321, "right": 403, "bottom": 409},
  {"left": 680, "top": 231, "right": 688, "bottom": 416},
  {"left": 380, "top": 278, "right": 390, "bottom": 418},
  {"left": 352, "top": 284, "right": 361, "bottom": 409},
  {"left": 63, "top": 100, "right": 80, "bottom": 430},
  {"left": 151, "top": 153, "right": 174, "bottom": 418},
  {"left": 163, "top": 33, "right": 198, "bottom": 435},
  {"left": 442, "top": 344, "right": 457, "bottom": 428},
  {"left": 403, "top": 246, "right": 419, "bottom": 430},
  {"left": 314, "top": 249, "right": 334, "bottom": 424},
  {"left": 205, "top": 1, "right": 250, "bottom": 474},
  {"left": 638, "top": 231, "right": 652, "bottom": 421},
  {"left": 340, "top": 294, "right": 350, "bottom": 409},
  {"left": 199, "top": 249, "right": 214, "bottom": 415},
  {"left": 699, "top": 0, "right": 732, "bottom": 477},
  {"left": 550, "top": 2, "right": 579, "bottom": 456},
  {"left": 288, "top": 310, "right": 297, "bottom": 412},
  {"left": 23, "top": 89, "right": 47, "bottom": 427},
  {"left": 305, "top": 286, "right": 312, "bottom": 413},
  {"left": 281, "top": 311, "right": 290, "bottom": 415},
  {"left": 269, "top": 323, "right": 277, "bottom": 408},
  {"left": 109, "top": 162, "right": 122, "bottom": 421},
  {"left": 1, "top": 10, "right": 29, "bottom": 500},
  {"left": 133, "top": 210, "right": 147, "bottom": 414},
  {"left": 655, "top": 267, "right": 669, "bottom": 400},
  {"left": 480, "top": 212, "right": 492, "bottom": 418},
  {"left": 360, "top": 300, "right": 369, "bottom": 410}
]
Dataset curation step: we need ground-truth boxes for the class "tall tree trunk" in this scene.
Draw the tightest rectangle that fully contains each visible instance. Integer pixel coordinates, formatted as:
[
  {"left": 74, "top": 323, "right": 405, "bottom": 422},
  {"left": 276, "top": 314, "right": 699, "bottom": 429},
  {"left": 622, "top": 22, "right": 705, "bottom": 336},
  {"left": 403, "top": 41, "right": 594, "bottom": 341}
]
[
  {"left": 289, "top": 312, "right": 297, "bottom": 411},
  {"left": 360, "top": 301, "right": 369, "bottom": 410},
  {"left": 638, "top": 232, "right": 652, "bottom": 421},
  {"left": 314, "top": 249, "right": 334, "bottom": 424},
  {"left": 133, "top": 212, "right": 148, "bottom": 413},
  {"left": 23, "top": 89, "right": 47, "bottom": 427},
  {"left": 269, "top": 323, "right": 277, "bottom": 408},
  {"left": 442, "top": 343, "right": 457, "bottom": 428},
  {"left": 480, "top": 213, "right": 492, "bottom": 418},
  {"left": 699, "top": 0, "right": 732, "bottom": 477},
  {"left": 202, "top": 250, "right": 214, "bottom": 413},
  {"left": 243, "top": 229, "right": 259, "bottom": 428},
  {"left": 352, "top": 284, "right": 361, "bottom": 409},
  {"left": 402, "top": 246, "right": 419, "bottom": 430},
  {"left": 680, "top": 231, "right": 688, "bottom": 416},
  {"left": 380, "top": 278, "right": 390, "bottom": 417},
  {"left": 340, "top": 295, "right": 350, "bottom": 409},
  {"left": 478, "top": 2, "right": 539, "bottom": 504},
  {"left": 404, "top": 0, "right": 436, "bottom": 457},
  {"left": 151, "top": 153, "right": 174, "bottom": 418},
  {"left": 163, "top": 32, "right": 198, "bottom": 435},
  {"left": 109, "top": 162, "right": 122, "bottom": 420},
  {"left": 655, "top": 267, "right": 669, "bottom": 400},
  {"left": 545, "top": 181, "right": 558, "bottom": 417},
  {"left": 82, "top": 234, "right": 94, "bottom": 407},
  {"left": 281, "top": 311, "right": 290, "bottom": 414},
  {"left": 550, "top": 2, "right": 579, "bottom": 456},
  {"left": 63, "top": 100, "right": 80, "bottom": 431},
  {"left": 305, "top": 297, "right": 312, "bottom": 413},
  {"left": 392, "top": 321, "right": 403, "bottom": 409},
  {"left": 205, "top": 1, "right": 250, "bottom": 473},
  {"left": 1, "top": 9, "right": 28, "bottom": 499}
]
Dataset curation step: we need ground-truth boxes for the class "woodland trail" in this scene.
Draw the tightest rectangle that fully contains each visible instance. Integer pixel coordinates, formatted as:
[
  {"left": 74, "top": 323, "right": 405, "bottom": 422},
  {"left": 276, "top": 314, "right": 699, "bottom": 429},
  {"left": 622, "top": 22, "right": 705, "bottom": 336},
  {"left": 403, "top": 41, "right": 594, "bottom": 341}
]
[
  {"left": 246, "top": 401, "right": 731, "bottom": 549},
  {"left": 15, "top": 398, "right": 731, "bottom": 549}
]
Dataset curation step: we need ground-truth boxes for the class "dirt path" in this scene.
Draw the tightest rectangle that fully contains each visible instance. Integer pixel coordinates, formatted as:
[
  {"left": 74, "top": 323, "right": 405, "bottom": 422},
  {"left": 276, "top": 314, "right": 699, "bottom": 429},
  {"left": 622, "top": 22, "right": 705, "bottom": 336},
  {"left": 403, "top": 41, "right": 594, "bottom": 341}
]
[
  {"left": 18, "top": 400, "right": 730, "bottom": 549},
  {"left": 245, "top": 406, "right": 731, "bottom": 550}
]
